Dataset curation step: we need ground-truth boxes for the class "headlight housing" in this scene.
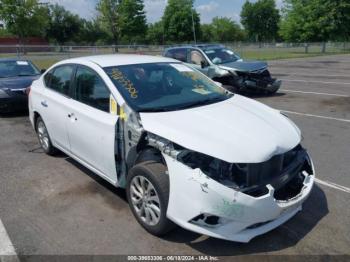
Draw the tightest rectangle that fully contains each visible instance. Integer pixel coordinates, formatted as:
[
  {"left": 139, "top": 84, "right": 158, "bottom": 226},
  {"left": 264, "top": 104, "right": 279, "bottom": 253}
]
[{"left": 177, "top": 150, "right": 240, "bottom": 189}]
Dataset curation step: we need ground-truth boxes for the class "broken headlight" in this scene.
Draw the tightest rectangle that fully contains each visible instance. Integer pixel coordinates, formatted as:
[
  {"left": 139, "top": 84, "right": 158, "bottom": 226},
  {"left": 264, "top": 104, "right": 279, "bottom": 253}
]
[{"left": 176, "top": 150, "right": 241, "bottom": 189}]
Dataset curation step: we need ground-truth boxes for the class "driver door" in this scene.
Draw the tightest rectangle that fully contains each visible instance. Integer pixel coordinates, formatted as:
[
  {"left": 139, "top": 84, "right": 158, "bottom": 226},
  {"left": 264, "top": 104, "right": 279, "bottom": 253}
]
[
  {"left": 187, "top": 49, "right": 210, "bottom": 76},
  {"left": 66, "top": 65, "right": 119, "bottom": 183}
]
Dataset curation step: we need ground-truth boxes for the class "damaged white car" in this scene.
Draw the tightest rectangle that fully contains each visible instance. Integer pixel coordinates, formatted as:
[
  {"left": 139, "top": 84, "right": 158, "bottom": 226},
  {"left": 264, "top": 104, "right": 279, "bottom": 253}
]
[{"left": 28, "top": 55, "right": 315, "bottom": 242}]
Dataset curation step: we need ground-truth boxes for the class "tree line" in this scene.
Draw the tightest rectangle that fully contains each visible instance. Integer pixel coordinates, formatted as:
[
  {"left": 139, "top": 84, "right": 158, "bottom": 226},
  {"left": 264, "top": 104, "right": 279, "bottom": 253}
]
[{"left": 0, "top": 0, "right": 349, "bottom": 46}]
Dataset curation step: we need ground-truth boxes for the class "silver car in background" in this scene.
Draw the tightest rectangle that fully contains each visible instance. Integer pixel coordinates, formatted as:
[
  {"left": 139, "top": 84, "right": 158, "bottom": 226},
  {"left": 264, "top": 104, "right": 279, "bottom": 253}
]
[{"left": 164, "top": 44, "right": 281, "bottom": 95}]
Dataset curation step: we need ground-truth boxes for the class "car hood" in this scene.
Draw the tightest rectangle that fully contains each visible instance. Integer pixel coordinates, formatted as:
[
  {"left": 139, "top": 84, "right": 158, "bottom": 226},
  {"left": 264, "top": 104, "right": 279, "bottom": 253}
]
[
  {"left": 0, "top": 75, "right": 39, "bottom": 90},
  {"left": 140, "top": 95, "right": 301, "bottom": 163},
  {"left": 219, "top": 60, "right": 268, "bottom": 72}
]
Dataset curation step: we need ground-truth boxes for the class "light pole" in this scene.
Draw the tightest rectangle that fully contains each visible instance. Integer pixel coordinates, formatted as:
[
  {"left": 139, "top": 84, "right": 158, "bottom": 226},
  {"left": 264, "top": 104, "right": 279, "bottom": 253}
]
[{"left": 191, "top": 7, "right": 197, "bottom": 44}]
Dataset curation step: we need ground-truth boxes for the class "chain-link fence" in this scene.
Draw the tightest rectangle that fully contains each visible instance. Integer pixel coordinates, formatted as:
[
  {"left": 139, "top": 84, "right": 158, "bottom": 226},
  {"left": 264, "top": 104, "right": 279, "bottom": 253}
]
[{"left": 1, "top": 42, "right": 349, "bottom": 69}]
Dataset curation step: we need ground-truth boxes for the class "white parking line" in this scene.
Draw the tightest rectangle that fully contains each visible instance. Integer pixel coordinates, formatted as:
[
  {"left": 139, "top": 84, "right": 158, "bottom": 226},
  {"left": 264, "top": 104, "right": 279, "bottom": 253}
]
[
  {"left": 281, "top": 110, "right": 350, "bottom": 123},
  {"left": 273, "top": 73, "right": 350, "bottom": 78},
  {"left": 0, "top": 219, "right": 16, "bottom": 256},
  {"left": 281, "top": 79, "right": 350, "bottom": 85},
  {"left": 281, "top": 89, "right": 349, "bottom": 97},
  {"left": 315, "top": 178, "right": 350, "bottom": 194}
]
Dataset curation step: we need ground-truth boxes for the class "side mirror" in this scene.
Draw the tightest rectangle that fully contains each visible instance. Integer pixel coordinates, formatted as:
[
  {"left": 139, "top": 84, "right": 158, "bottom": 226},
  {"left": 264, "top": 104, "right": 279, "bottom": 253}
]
[
  {"left": 200, "top": 60, "right": 207, "bottom": 69},
  {"left": 212, "top": 57, "right": 222, "bottom": 64},
  {"left": 40, "top": 69, "right": 46, "bottom": 74}
]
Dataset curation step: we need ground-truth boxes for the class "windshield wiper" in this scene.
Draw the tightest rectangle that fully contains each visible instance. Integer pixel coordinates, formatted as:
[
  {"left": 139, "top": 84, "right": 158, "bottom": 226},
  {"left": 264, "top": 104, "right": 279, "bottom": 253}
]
[
  {"left": 180, "top": 97, "right": 227, "bottom": 109},
  {"left": 17, "top": 74, "right": 37, "bottom": 77},
  {"left": 139, "top": 96, "right": 232, "bottom": 113},
  {"left": 138, "top": 107, "right": 180, "bottom": 113}
]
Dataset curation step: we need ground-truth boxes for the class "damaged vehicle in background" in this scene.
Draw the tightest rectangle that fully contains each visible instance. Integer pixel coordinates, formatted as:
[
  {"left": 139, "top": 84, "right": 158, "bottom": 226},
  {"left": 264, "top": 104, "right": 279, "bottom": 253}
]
[
  {"left": 164, "top": 44, "right": 281, "bottom": 95},
  {"left": 28, "top": 54, "right": 314, "bottom": 242}
]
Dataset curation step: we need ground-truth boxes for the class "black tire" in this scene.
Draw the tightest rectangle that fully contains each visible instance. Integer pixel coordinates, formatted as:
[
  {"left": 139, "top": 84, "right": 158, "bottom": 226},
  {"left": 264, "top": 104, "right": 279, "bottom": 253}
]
[
  {"left": 135, "top": 148, "right": 163, "bottom": 165},
  {"left": 35, "top": 116, "right": 57, "bottom": 155},
  {"left": 268, "top": 89, "right": 279, "bottom": 95},
  {"left": 126, "top": 160, "right": 176, "bottom": 236}
]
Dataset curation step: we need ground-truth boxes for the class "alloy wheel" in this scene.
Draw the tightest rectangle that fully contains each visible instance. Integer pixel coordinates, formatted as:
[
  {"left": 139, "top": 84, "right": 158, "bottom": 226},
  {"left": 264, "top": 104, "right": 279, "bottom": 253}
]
[{"left": 130, "top": 175, "right": 161, "bottom": 226}]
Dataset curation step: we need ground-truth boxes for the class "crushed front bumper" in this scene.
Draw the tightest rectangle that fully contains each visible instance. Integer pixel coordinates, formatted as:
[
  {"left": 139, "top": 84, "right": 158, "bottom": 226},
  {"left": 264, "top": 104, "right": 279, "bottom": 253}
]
[
  {"left": 238, "top": 78, "right": 282, "bottom": 93},
  {"left": 163, "top": 153, "right": 314, "bottom": 242}
]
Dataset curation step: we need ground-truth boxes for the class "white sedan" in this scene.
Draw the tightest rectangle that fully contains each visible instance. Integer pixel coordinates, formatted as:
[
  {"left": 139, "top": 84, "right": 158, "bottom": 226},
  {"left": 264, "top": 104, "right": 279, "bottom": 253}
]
[{"left": 28, "top": 54, "right": 315, "bottom": 242}]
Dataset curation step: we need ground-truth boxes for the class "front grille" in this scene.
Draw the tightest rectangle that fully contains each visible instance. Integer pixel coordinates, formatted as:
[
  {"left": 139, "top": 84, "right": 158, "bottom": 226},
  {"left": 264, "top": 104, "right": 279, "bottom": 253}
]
[
  {"left": 236, "top": 69, "right": 274, "bottom": 86},
  {"left": 235, "top": 145, "right": 311, "bottom": 198},
  {"left": 9, "top": 89, "right": 27, "bottom": 96}
]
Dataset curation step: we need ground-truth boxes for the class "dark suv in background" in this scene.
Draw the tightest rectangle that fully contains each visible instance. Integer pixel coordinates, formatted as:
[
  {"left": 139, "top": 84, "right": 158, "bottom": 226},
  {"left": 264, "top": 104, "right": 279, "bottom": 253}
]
[{"left": 164, "top": 45, "right": 281, "bottom": 94}]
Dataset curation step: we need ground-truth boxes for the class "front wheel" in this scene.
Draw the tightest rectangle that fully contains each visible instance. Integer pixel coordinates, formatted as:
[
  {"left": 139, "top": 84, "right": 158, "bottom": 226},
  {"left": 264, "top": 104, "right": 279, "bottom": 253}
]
[{"left": 126, "top": 161, "right": 175, "bottom": 236}]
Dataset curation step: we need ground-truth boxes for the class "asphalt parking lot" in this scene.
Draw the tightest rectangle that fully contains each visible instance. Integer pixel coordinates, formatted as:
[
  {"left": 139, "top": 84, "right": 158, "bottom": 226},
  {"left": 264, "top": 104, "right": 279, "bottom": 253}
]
[{"left": 0, "top": 54, "right": 349, "bottom": 258}]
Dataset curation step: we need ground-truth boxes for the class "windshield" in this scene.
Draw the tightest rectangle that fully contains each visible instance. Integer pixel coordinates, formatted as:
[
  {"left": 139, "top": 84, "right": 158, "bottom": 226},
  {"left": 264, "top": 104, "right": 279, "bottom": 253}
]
[
  {"left": 0, "top": 60, "right": 40, "bottom": 78},
  {"left": 203, "top": 48, "right": 241, "bottom": 64},
  {"left": 104, "top": 63, "right": 232, "bottom": 112}
]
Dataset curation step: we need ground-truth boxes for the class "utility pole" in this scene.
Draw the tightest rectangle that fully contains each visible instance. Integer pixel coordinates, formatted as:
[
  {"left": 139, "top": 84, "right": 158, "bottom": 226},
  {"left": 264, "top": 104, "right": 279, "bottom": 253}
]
[{"left": 191, "top": 7, "right": 197, "bottom": 44}]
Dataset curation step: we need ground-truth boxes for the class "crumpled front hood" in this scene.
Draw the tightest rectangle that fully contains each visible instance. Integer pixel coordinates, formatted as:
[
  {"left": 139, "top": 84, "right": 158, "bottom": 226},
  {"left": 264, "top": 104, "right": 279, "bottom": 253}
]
[
  {"left": 0, "top": 75, "right": 39, "bottom": 90},
  {"left": 219, "top": 60, "right": 268, "bottom": 72},
  {"left": 140, "top": 95, "right": 301, "bottom": 163}
]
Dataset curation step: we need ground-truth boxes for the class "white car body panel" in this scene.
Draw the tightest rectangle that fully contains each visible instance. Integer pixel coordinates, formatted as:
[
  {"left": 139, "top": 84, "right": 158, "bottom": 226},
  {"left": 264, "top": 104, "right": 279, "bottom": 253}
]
[
  {"left": 64, "top": 99, "right": 118, "bottom": 183},
  {"left": 140, "top": 95, "right": 301, "bottom": 163},
  {"left": 28, "top": 54, "right": 315, "bottom": 243},
  {"left": 38, "top": 87, "right": 72, "bottom": 151}
]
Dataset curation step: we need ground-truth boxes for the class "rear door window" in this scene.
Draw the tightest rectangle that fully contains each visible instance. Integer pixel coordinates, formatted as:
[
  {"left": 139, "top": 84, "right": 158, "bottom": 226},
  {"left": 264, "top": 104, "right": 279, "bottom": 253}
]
[
  {"left": 164, "top": 48, "right": 188, "bottom": 63},
  {"left": 73, "top": 66, "right": 111, "bottom": 113},
  {"left": 47, "top": 65, "right": 75, "bottom": 96}
]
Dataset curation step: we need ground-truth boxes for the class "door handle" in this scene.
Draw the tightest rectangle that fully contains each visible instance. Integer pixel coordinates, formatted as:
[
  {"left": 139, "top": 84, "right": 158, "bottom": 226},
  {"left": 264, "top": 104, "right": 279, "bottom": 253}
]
[{"left": 41, "top": 101, "right": 48, "bottom": 107}]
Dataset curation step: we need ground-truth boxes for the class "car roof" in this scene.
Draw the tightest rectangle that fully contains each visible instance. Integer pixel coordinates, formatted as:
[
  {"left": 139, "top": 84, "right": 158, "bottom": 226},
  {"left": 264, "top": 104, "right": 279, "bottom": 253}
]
[
  {"left": 61, "top": 54, "right": 179, "bottom": 68},
  {"left": 196, "top": 44, "right": 225, "bottom": 50},
  {"left": 165, "top": 44, "right": 225, "bottom": 51}
]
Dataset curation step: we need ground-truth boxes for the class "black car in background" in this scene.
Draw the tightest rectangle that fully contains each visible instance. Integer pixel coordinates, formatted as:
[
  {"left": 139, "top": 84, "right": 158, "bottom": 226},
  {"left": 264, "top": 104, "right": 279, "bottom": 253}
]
[{"left": 0, "top": 59, "right": 41, "bottom": 113}]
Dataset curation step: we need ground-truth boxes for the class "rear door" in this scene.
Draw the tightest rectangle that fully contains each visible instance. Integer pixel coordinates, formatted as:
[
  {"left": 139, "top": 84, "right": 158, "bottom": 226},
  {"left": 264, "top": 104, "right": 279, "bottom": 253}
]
[
  {"left": 66, "top": 65, "right": 118, "bottom": 183},
  {"left": 40, "top": 65, "right": 75, "bottom": 152}
]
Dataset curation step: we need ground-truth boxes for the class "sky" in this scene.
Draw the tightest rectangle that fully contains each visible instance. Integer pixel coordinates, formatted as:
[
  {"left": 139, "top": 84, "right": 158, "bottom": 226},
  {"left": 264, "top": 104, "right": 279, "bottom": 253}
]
[{"left": 47, "top": 0, "right": 284, "bottom": 24}]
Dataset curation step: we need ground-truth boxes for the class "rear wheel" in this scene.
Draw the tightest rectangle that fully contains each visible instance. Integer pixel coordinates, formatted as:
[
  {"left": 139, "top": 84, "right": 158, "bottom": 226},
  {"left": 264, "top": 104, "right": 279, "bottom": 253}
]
[
  {"left": 36, "top": 116, "right": 57, "bottom": 155},
  {"left": 126, "top": 161, "right": 175, "bottom": 236}
]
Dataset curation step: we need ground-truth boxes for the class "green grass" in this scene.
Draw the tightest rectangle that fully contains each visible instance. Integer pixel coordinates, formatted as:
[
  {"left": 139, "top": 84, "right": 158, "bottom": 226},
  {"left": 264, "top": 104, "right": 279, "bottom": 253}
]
[
  {"left": 32, "top": 59, "right": 60, "bottom": 70},
  {"left": 237, "top": 49, "right": 350, "bottom": 61}
]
